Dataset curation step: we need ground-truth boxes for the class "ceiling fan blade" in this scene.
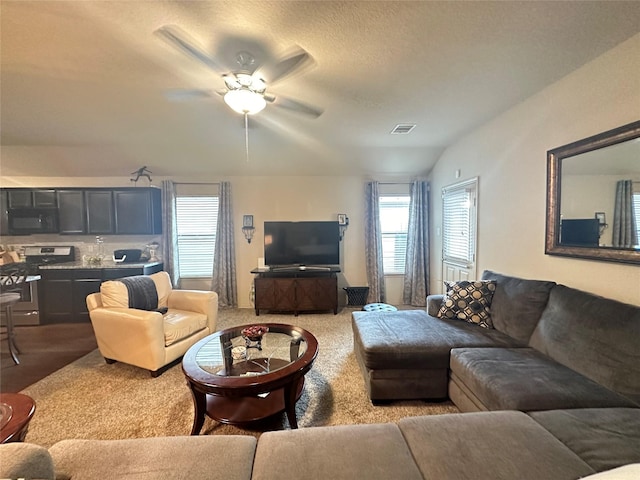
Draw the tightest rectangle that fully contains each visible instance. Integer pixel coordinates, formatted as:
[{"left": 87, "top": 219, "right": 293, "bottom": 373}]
[
  {"left": 272, "top": 95, "right": 324, "bottom": 118},
  {"left": 256, "top": 48, "right": 312, "bottom": 84},
  {"left": 154, "top": 25, "right": 223, "bottom": 73},
  {"left": 163, "top": 89, "right": 213, "bottom": 101}
]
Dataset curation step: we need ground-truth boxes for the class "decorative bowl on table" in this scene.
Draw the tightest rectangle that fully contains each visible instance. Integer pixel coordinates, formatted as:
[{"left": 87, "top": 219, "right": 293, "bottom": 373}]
[{"left": 241, "top": 325, "right": 268, "bottom": 350}]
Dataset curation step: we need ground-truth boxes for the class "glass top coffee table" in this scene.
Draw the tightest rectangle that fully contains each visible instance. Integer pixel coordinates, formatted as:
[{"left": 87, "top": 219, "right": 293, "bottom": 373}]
[{"left": 182, "top": 323, "right": 318, "bottom": 432}]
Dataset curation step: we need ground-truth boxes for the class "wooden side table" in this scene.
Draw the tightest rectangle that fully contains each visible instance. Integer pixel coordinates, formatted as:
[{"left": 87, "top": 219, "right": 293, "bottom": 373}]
[{"left": 0, "top": 393, "right": 36, "bottom": 443}]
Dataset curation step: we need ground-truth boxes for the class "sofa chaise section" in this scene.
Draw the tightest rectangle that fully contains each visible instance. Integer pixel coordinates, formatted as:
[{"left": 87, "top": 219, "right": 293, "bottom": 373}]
[{"left": 352, "top": 309, "right": 522, "bottom": 402}]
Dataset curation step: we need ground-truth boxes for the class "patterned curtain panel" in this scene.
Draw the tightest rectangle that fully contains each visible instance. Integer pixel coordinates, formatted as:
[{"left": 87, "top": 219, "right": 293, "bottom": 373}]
[
  {"left": 211, "top": 181, "right": 238, "bottom": 307},
  {"left": 161, "top": 180, "right": 180, "bottom": 288},
  {"left": 364, "top": 181, "right": 385, "bottom": 303},
  {"left": 403, "top": 180, "right": 430, "bottom": 306},
  {"left": 612, "top": 179, "right": 638, "bottom": 248}
]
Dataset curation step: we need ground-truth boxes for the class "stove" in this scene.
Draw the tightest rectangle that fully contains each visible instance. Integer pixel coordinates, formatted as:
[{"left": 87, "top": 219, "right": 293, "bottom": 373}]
[
  {"left": 24, "top": 246, "right": 75, "bottom": 274},
  {"left": 3, "top": 246, "right": 76, "bottom": 325}
]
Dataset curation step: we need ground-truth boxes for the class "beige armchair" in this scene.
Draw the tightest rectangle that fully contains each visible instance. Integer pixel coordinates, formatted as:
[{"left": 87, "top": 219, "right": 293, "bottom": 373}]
[{"left": 86, "top": 271, "right": 218, "bottom": 377}]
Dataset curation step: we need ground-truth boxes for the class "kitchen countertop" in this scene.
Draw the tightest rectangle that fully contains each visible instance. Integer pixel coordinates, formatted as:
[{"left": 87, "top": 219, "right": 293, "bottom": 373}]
[{"left": 38, "top": 260, "right": 163, "bottom": 270}]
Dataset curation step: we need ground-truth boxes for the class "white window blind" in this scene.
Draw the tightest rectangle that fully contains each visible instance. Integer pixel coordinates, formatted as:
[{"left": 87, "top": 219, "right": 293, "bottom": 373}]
[
  {"left": 442, "top": 181, "right": 477, "bottom": 266},
  {"left": 379, "top": 195, "right": 410, "bottom": 274},
  {"left": 175, "top": 196, "right": 219, "bottom": 278}
]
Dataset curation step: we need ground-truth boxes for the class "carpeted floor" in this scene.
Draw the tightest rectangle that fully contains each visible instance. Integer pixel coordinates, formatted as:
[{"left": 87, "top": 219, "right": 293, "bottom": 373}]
[{"left": 21, "top": 307, "right": 458, "bottom": 448}]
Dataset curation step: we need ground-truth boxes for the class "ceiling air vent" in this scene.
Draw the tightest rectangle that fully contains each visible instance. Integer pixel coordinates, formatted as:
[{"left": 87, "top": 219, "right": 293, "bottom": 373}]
[{"left": 390, "top": 123, "right": 416, "bottom": 135}]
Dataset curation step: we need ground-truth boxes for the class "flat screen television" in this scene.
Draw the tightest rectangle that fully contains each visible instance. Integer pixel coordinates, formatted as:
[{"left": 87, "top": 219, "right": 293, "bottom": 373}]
[
  {"left": 264, "top": 221, "right": 340, "bottom": 267},
  {"left": 560, "top": 218, "right": 600, "bottom": 246}
]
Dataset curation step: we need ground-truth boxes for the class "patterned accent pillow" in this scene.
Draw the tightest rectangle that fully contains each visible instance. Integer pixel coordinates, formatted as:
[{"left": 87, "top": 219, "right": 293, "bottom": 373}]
[{"left": 437, "top": 280, "right": 497, "bottom": 328}]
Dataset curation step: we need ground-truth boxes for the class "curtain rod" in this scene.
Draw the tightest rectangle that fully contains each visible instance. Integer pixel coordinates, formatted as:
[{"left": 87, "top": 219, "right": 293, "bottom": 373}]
[{"left": 174, "top": 182, "right": 220, "bottom": 185}]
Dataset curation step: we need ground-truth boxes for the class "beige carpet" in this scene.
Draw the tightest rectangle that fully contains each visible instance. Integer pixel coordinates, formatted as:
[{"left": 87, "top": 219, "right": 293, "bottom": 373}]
[{"left": 22, "top": 308, "right": 458, "bottom": 448}]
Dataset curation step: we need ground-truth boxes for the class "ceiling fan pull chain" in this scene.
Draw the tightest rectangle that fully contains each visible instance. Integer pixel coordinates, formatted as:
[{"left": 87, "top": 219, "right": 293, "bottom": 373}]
[{"left": 245, "top": 113, "right": 250, "bottom": 163}]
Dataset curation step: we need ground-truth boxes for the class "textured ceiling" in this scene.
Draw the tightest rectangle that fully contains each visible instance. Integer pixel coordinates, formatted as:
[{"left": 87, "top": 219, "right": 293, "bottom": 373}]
[{"left": 1, "top": 1, "right": 640, "bottom": 178}]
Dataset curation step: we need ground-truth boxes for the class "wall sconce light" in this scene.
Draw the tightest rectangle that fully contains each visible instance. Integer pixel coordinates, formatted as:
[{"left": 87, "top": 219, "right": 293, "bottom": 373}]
[
  {"left": 337, "top": 214, "right": 349, "bottom": 241},
  {"left": 595, "top": 212, "right": 607, "bottom": 237},
  {"left": 242, "top": 215, "right": 255, "bottom": 244}
]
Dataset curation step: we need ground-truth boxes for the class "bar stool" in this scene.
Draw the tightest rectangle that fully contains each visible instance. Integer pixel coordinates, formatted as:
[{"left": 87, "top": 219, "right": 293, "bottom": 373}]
[{"left": 1, "top": 264, "right": 27, "bottom": 365}]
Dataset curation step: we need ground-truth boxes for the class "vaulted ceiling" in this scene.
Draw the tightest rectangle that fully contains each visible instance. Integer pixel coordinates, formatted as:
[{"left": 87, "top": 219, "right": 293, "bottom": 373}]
[{"left": 2, "top": 1, "right": 639, "bottom": 178}]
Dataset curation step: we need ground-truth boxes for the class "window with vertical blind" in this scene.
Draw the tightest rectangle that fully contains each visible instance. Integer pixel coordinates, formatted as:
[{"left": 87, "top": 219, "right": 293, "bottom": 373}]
[
  {"left": 379, "top": 195, "right": 410, "bottom": 274},
  {"left": 175, "top": 196, "right": 219, "bottom": 278},
  {"left": 442, "top": 178, "right": 478, "bottom": 266}
]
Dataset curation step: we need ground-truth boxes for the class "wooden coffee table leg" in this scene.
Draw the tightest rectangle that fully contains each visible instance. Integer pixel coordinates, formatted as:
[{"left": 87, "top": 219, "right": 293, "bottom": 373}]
[
  {"left": 187, "top": 382, "right": 206, "bottom": 435},
  {"left": 283, "top": 379, "right": 300, "bottom": 429}
]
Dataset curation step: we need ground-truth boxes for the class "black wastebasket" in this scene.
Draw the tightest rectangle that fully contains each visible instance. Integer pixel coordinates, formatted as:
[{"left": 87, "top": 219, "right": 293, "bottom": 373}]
[{"left": 343, "top": 287, "right": 370, "bottom": 306}]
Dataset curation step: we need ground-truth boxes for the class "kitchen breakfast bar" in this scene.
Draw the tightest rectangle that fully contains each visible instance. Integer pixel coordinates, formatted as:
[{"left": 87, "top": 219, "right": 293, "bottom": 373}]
[{"left": 37, "top": 260, "right": 163, "bottom": 324}]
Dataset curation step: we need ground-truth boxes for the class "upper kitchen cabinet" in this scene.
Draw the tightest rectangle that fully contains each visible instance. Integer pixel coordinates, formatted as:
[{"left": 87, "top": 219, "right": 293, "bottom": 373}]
[
  {"left": 114, "top": 188, "right": 162, "bottom": 234},
  {"left": 86, "top": 190, "right": 115, "bottom": 234},
  {"left": 58, "top": 190, "right": 86, "bottom": 234},
  {"left": 8, "top": 189, "right": 57, "bottom": 208},
  {"left": 0, "top": 190, "right": 8, "bottom": 235},
  {"left": 0, "top": 187, "right": 162, "bottom": 236}
]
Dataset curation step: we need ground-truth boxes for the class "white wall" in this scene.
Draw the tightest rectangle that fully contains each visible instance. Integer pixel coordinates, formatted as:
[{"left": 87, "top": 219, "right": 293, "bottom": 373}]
[{"left": 429, "top": 33, "right": 640, "bottom": 306}]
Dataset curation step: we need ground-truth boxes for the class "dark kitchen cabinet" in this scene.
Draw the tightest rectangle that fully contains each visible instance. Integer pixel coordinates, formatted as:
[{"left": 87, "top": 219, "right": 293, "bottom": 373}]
[
  {"left": 39, "top": 263, "right": 164, "bottom": 323},
  {"left": 1, "top": 187, "right": 162, "bottom": 236},
  {"left": 114, "top": 189, "right": 162, "bottom": 234},
  {"left": 7, "top": 189, "right": 57, "bottom": 208},
  {"left": 58, "top": 190, "right": 86, "bottom": 234},
  {"left": 86, "top": 190, "right": 115, "bottom": 234},
  {"left": 0, "top": 190, "right": 8, "bottom": 235}
]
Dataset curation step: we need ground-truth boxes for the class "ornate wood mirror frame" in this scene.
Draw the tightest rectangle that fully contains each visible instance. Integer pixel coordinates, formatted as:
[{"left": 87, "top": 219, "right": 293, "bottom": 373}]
[{"left": 545, "top": 120, "right": 640, "bottom": 264}]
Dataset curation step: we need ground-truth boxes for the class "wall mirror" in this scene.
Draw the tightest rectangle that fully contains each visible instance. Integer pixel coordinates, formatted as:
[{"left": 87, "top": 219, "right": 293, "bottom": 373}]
[{"left": 545, "top": 120, "right": 640, "bottom": 264}]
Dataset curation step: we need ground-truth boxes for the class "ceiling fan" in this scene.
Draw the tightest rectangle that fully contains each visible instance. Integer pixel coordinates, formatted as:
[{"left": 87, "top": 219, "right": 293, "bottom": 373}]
[{"left": 154, "top": 25, "right": 323, "bottom": 119}]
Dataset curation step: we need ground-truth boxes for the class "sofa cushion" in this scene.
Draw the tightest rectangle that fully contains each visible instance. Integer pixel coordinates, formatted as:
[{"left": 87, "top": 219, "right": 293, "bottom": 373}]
[
  {"left": 449, "top": 347, "right": 638, "bottom": 411},
  {"left": 529, "top": 285, "right": 640, "bottom": 405},
  {"left": 398, "top": 411, "right": 594, "bottom": 480},
  {"left": 437, "top": 280, "right": 496, "bottom": 328},
  {"left": 0, "top": 443, "right": 55, "bottom": 480},
  {"left": 49, "top": 436, "right": 257, "bottom": 480},
  {"left": 481, "top": 270, "right": 555, "bottom": 343},
  {"left": 163, "top": 309, "right": 208, "bottom": 346},
  {"left": 352, "top": 310, "right": 521, "bottom": 371},
  {"left": 252, "top": 423, "right": 424, "bottom": 480},
  {"left": 528, "top": 408, "right": 640, "bottom": 473}
]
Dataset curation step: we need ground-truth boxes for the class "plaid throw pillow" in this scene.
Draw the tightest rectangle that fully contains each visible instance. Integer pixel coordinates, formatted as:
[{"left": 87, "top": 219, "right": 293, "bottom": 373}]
[{"left": 437, "top": 280, "right": 497, "bottom": 328}]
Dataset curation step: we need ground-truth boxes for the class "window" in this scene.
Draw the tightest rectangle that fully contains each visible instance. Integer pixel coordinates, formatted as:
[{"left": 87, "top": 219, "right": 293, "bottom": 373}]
[
  {"left": 442, "top": 179, "right": 477, "bottom": 266},
  {"left": 175, "top": 196, "right": 219, "bottom": 278},
  {"left": 379, "top": 195, "right": 410, "bottom": 274}
]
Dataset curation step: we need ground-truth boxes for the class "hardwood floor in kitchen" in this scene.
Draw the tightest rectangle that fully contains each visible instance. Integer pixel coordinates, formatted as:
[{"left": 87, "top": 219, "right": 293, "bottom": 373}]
[{"left": 1, "top": 323, "right": 97, "bottom": 393}]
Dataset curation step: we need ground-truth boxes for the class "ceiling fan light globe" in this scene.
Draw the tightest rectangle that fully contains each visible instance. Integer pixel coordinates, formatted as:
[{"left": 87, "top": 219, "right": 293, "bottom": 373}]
[
  {"left": 237, "top": 73, "right": 253, "bottom": 87},
  {"left": 224, "top": 89, "right": 266, "bottom": 115},
  {"left": 223, "top": 74, "right": 240, "bottom": 89}
]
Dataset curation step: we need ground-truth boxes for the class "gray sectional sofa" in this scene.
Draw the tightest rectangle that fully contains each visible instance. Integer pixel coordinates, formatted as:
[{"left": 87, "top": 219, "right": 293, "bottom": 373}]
[
  {"left": 352, "top": 270, "right": 640, "bottom": 410},
  {"left": 3, "top": 270, "right": 639, "bottom": 479}
]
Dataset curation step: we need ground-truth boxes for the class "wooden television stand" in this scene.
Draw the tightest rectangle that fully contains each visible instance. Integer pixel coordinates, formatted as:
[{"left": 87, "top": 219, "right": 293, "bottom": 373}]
[{"left": 251, "top": 266, "right": 340, "bottom": 316}]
